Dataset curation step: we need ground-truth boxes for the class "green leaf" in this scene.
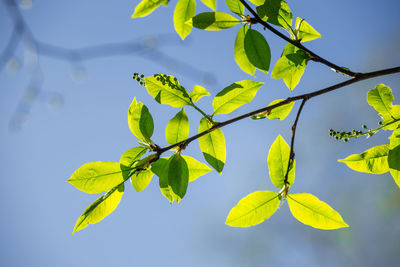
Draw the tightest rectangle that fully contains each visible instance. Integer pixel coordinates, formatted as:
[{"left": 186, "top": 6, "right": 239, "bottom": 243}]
[
  {"left": 190, "top": 12, "right": 239, "bottom": 31},
  {"left": 382, "top": 106, "right": 400, "bottom": 130},
  {"left": 145, "top": 74, "right": 192, "bottom": 107},
  {"left": 226, "top": 191, "right": 280, "bottom": 227},
  {"left": 132, "top": 0, "right": 169, "bottom": 18},
  {"left": 287, "top": 193, "right": 348, "bottom": 230},
  {"left": 225, "top": 0, "right": 244, "bottom": 15},
  {"left": 234, "top": 25, "right": 256, "bottom": 76},
  {"left": 198, "top": 117, "right": 226, "bottom": 173},
  {"left": 248, "top": 0, "right": 264, "bottom": 5},
  {"left": 256, "top": 0, "right": 292, "bottom": 29},
  {"left": 244, "top": 28, "right": 271, "bottom": 73},
  {"left": 271, "top": 43, "right": 309, "bottom": 90},
  {"left": 252, "top": 99, "right": 294, "bottom": 120},
  {"left": 152, "top": 156, "right": 211, "bottom": 182},
  {"left": 166, "top": 108, "right": 190, "bottom": 145},
  {"left": 212, "top": 80, "right": 264, "bottom": 115},
  {"left": 168, "top": 154, "right": 189, "bottom": 201},
  {"left": 67, "top": 162, "right": 125, "bottom": 194},
  {"left": 267, "top": 135, "right": 295, "bottom": 188},
  {"left": 338, "top": 144, "right": 390, "bottom": 174},
  {"left": 174, "top": 0, "right": 196, "bottom": 40},
  {"left": 72, "top": 184, "right": 124, "bottom": 234},
  {"left": 189, "top": 85, "right": 210, "bottom": 102},
  {"left": 131, "top": 168, "right": 154, "bottom": 192},
  {"left": 294, "top": 17, "right": 322, "bottom": 42},
  {"left": 120, "top": 147, "right": 148, "bottom": 168},
  {"left": 389, "top": 129, "right": 400, "bottom": 188},
  {"left": 200, "top": 0, "right": 216, "bottom": 11},
  {"left": 367, "top": 84, "right": 395, "bottom": 121},
  {"left": 128, "top": 97, "right": 154, "bottom": 143},
  {"left": 151, "top": 158, "right": 175, "bottom": 203},
  {"left": 182, "top": 155, "right": 212, "bottom": 182}
]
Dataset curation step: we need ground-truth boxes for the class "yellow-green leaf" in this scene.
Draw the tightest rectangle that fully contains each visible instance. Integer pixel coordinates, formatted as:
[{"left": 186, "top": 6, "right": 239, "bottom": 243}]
[
  {"left": 72, "top": 184, "right": 124, "bottom": 234},
  {"left": 128, "top": 97, "right": 154, "bottom": 143},
  {"left": 189, "top": 85, "right": 210, "bottom": 102},
  {"left": 287, "top": 193, "right": 348, "bottom": 230},
  {"left": 131, "top": 168, "right": 154, "bottom": 192},
  {"left": 226, "top": 191, "right": 280, "bottom": 227},
  {"left": 200, "top": 0, "right": 216, "bottom": 11},
  {"left": 132, "top": 0, "right": 169, "bottom": 18},
  {"left": 389, "top": 128, "right": 400, "bottom": 188},
  {"left": 145, "top": 74, "right": 191, "bottom": 107},
  {"left": 166, "top": 108, "right": 189, "bottom": 145},
  {"left": 225, "top": 0, "right": 244, "bottom": 15},
  {"left": 252, "top": 99, "right": 294, "bottom": 120},
  {"left": 338, "top": 144, "right": 390, "bottom": 174},
  {"left": 67, "top": 162, "right": 125, "bottom": 194},
  {"left": 212, "top": 80, "right": 264, "bottom": 115},
  {"left": 244, "top": 28, "right": 271, "bottom": 73},
  {"left": 198, "top": 117, "right": 226, "bottom": 173},
  {"left": 234, "top": 25, "right": 256, "bottom": 76},
  {"left": 248, "top": 0, "right": 264, "bottom": 5},
  {"left": 267, "top": 135, "right": 295, "bottom": 188},
  {"left": 271, "top": 43, "right": 309, "bottom": 90},
  {"left": 174, "top": 0, "right": 196, "bottom": 40},
  {"left": 294, "top": 17, "right": 321, "bottom": 42},
  {"left": 190, "top": 12, "right": 239, "bottom": 31},
  {"left": 120, "top": 147, "right": 148, "bottom": 169},
  {"left": 367, "top": 84, "right": 395, "bottom": 122}
]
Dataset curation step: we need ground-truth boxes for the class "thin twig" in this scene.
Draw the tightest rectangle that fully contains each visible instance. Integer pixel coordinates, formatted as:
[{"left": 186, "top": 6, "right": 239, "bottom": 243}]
[{"left": 238, "top": 0, "right": 358, "bottom": 77}]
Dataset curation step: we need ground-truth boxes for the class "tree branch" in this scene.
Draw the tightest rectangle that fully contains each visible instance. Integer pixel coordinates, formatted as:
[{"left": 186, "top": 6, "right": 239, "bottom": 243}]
[
  {"left": 238, "top": 0, "right": 359, "bottom": 77},
  {"left": 155, "top": 66, "right": 400, "bottom": 155}
]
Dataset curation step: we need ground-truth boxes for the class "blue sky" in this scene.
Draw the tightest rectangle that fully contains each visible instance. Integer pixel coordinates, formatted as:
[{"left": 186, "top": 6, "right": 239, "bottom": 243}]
[{"left": 1, "top": 0, "right": 400, "bottom": 266}]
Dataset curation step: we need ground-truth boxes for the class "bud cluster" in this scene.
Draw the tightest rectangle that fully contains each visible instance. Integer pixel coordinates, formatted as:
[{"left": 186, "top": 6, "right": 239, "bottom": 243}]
[{"left": 133, "top": 73, "right": 145, "bottom": 86}]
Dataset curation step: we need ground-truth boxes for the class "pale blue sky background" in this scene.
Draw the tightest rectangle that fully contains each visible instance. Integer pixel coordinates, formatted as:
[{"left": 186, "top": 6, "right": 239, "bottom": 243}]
[{"left": 1, "top": 0, "right": 400, "bottom": 266}]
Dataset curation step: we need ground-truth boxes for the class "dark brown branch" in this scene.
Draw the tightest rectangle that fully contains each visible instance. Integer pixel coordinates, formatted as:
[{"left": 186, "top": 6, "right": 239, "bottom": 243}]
[
  {"left": 238, "top": 0, "right": 359, "bottom": 77},
  {"left": 156, "top": 66, "right": 400, "bottom": 155},
  {"left": 283, "top": 98, "right": 307, "bottom": 188}
]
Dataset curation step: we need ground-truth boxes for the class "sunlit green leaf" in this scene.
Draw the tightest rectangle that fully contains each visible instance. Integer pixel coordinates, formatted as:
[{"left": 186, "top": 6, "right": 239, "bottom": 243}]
[
  {"left": 182, "top": 155, "right": 212, "bottom": 182},
  {"left": 190, "top": 12, "right": 239, "bottom": 31},
  {"left": 198, "top": 117, "right": 226, "bottom": 173},
  {"left": 67, "top": 162, "right": 125, "bottom": 194},
  {"left": 234, "top": 25, "right": 256, "bottom": 76},
  {"left": 287, "top": 193, "right": 348, "bottom": 230},
  {"left": 226, "top": 191, "right": 280, "bottom": 227},
  {"left": 338, "top": 144, "right": 389, "bottom": 174},
  {"left": 128, "top": 97, "right": 154, "bottom": 143},
  {"left": 145, "top": 74, "right": 191, "bottom": 107},
  {"left": 212, "top": 80, "right": 264, "bottom": 115},
  {"left": 132, "top": 0, "right": 169, "bottom": 18},
  {"left": 294, "top": 17, "right": 322, "bottom": 42},
  {"left": 367, "top": 84, "right": 395, "bottom": 122},
  {"left": 256, "top": 0, "right": 292, "bottom": 28},
  {"left": 244, "top": 28, "right": 271, "bottom": 73},
  {"left": 174, "top": 0, "right": 196, "bottom": 40},
  {"left": 252, "top": 99, "right": 294, "bottom": 120},
  {"left": 248, "top": 0, "right": 264, "bottom": 5},
  {"left": 166, "top": 108, "right": 189, "bottom": 145},
  {"left": 382, "top": 106, "right": 400, "bottom": 130},
  {"left": 389, "top": 128, "right": 400, "bottom": 188},
  {"left": 271, "top": 43, "right": 309, "bottom": 90},
  {"left": 151, "top": 158, "right": 175, "bottom": 203},
  {"left": 120, "top": 147, "right": 148, "bottom": 168},
  {"left": 131, "top": 168, "right": 154, "bottom": 192},
  {"left": 152, "top": 156, "right": 211, "bottom": 182},
  {"left": 200, "top": 0, "right": 216, "bottom": 11},
  {"left": 72, "top": 184, "right": 124, "bottom": 234},
  {"left": 189, "top": 85, "right": 210, "bottom": 102},
  {"left": 225, "top": 0, "right": 244, "bottom": 15},
  {"left": 267, "top": 135, "right": 295, "bottom": 188}
]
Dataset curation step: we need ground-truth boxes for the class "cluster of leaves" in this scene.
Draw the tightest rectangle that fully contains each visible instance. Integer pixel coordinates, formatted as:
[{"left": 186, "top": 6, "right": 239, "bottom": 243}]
[
  {"left": 67, "top": 0, "right": 400, "bottom": 234},
  {"left": 338, "top": 84, "right": 400, "bottom": 188},
  {"left": 132, "top": 0, "right": 321, "bottom": 90}
]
